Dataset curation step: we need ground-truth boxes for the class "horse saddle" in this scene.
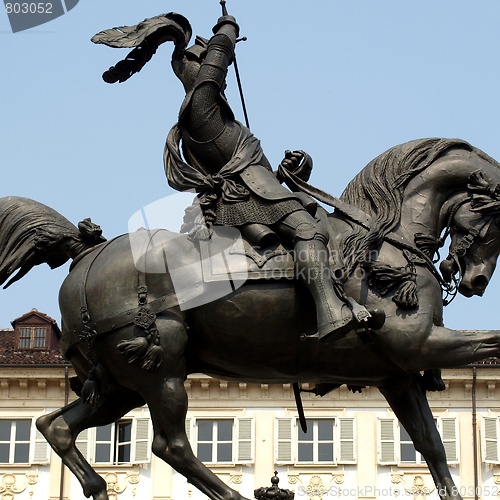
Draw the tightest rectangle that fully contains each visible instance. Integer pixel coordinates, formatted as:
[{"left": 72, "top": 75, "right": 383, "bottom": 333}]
[{"left": 198, "top": 225, "right": 295, "bottom": 282}]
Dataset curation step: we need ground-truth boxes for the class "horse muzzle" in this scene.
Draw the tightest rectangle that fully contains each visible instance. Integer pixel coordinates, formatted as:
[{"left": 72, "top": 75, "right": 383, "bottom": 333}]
[{"left": 459, "top": 273, "right": 489, "bottom": 297}]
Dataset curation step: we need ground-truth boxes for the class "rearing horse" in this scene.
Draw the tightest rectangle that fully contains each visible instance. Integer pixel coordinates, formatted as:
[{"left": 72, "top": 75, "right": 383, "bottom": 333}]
[{"left": 2, "top": 138, "right": 500, "bottom": 500}]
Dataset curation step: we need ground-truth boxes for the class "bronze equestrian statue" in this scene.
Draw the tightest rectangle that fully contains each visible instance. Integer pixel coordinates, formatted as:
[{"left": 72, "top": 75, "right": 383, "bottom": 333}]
[{"left": 2, "top": 9, "right": 500, "bottom": 500}]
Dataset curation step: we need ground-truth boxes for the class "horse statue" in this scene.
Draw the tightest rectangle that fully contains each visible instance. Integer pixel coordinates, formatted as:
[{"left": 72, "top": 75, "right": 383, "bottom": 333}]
[{"left": 2, "top": 137, "right": 500, "bottom": 500}]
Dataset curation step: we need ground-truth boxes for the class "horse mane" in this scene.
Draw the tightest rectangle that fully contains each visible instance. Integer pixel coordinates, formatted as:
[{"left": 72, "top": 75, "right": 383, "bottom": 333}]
[
  {"left": 339, "top": 138, "right": 474, "bottom": 271},
  {"left": 0, "top": 197, "right": 81, "bottom": 288}
]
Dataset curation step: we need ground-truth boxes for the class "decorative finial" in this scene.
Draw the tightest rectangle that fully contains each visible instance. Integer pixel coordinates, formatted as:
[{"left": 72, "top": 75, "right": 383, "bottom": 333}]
[{"left": 254, "top": 471, "right": 294, "bottom": 499}]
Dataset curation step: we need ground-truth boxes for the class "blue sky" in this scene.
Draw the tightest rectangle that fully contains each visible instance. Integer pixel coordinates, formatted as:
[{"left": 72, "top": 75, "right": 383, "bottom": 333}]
[{"left": 1, "top": 1, "right": 500, "bottom": 331}]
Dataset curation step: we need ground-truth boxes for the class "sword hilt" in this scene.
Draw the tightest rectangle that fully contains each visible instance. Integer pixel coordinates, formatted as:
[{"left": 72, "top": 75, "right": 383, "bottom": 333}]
[{"left": 220, "top": 0, "right": 228, "bottom": 16}]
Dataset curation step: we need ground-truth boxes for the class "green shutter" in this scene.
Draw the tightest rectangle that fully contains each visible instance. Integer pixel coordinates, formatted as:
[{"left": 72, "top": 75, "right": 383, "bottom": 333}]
[
  {"left": 378, "top": 418, "right": 397, "bottom": 465},
  {"left": 237, "top": 418, "right": 253, "bottom": 463},
  {"left": 484, "top": 417, "right": 499, "bottom": 463},
  {"left": 276, "top": 418, "right": 293, "bottom": 463},
  {"left": 338, "top": 418, "right": 356, "bottom": 464}
]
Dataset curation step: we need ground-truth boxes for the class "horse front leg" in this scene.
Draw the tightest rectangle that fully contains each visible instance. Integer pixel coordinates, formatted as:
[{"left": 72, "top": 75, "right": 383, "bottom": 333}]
[
  {"left": 421, "top": 325, "right": 500, "bottom": 368},
  {"left": 380, "top": 375, "right": 462, "bottom": 500}
]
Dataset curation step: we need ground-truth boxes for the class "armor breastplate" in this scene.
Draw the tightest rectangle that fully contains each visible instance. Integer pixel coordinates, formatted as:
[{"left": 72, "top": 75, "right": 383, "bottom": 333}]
[{"left": 181, "top": 121, "right": 241, "bottom": 175}]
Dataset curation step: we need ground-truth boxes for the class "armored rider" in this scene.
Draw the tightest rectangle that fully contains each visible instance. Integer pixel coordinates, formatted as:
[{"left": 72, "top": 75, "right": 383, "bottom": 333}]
[{"left": 163, "top": 12, "right": 383, "bottom": 342}]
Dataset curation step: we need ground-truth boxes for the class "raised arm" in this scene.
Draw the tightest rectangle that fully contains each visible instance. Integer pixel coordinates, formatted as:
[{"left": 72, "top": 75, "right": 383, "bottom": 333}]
[{"left": 184, "top": 16, "right": 240, "bottom": 142}]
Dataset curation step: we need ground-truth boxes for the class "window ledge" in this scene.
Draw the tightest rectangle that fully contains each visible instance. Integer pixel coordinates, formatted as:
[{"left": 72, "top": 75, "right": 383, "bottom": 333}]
[
  {"left": 291, "top": 463, "right": 343, "bottom": 469},
  {"left": 391, "top": 464, "right": 430, "bottom": 471},
  {"left": 203, "top": 463, "right": 237, "bottom": 468},
  {"left": 0, "top": 464, "right": 37, "bottom": 469},
  {"left": 92, "top": 464, "right": 142, "bottom": 469}
]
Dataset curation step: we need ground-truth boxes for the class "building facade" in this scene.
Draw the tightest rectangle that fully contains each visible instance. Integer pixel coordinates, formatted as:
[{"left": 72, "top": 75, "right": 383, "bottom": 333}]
[{"left": 1, "top": 310, "right": 500, "bottom": 500}]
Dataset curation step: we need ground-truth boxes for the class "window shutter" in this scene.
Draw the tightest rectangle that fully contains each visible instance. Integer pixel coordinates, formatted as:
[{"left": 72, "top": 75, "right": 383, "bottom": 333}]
[
  {"left": 378, "top": 418, "right": 397, "bottom": 465},
  {"left": 237, "top": 418, "right": 253, "bottom": 463},
  {"left": 132, "top": 418, "right": 151, "bottom": 464},
  {"left": 185, "top": 418, "right": 192, "bottom": 442},
  {"left": 483, "top": 417, "right": 499, "bottom": 463},
  {"left": 276, "top": 418, "right": 293, "bottom": 463},
  {"left": 338, "top": 418, "right": 356, "bottom": 464},
  {"left": 75, "top": 429, "right": 90, "bottom": 460},
  {"left": 440, "top": 417, "right": 458, "bottom": 464},
  {"left": 32, "top": 424, "right": 50, "bottom": 464}
]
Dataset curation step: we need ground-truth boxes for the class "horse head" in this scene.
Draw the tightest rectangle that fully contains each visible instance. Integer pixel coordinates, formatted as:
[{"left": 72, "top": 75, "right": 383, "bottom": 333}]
[{"left": 442, "top": 171, "right": 500, "bottom": 297}]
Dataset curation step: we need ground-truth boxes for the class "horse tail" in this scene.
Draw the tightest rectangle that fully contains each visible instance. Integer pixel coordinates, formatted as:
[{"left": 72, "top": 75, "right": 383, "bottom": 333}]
[{"left": 0, "top": 196, "right": 104, "bottom": 288}]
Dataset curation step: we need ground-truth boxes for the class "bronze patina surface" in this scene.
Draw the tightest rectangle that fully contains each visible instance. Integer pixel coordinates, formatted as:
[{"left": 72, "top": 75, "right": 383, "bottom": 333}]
[{"left": 2, "top": 8, "right": 500, "bottom": 500}]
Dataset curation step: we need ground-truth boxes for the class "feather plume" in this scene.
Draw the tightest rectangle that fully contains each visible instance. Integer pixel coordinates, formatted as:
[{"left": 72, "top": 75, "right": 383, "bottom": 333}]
[
  {"left": 92, "top": 13, "right": 192, "bottom": 84},
  {"left": 91, "top": 13, "right": 191, "bottom": 48}
]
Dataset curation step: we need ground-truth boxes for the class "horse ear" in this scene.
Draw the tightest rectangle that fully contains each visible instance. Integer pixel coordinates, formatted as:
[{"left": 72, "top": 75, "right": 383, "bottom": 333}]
[
  {"left": 468, "top": 170, "right": 500, "bottom": 216},
  {"left": 468, "top": 170, "right": 489, "bottom": 191}
]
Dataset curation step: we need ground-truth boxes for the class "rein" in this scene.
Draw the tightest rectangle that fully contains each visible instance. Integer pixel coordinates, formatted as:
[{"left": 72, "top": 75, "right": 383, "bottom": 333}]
[
  {"left": 277, "top": 165, "right": 478, "bottom": 306},
  {"left": 438, "top": 197, "right": 492, "bottom": 304}
]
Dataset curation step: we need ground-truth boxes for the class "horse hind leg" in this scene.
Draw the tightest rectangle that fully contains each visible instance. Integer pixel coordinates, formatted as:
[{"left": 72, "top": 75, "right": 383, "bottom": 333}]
[
  {"left": 380, "top": 375, "right": 462, "bottom": 500},
  {"left": 36, "top": 388, "right": 144, "bottom": 500},
  {"left": 144, "top": 377, "right": 248, "bottom": 500},
  {"left": 134, "top": 317, "right": 249, "bottom": 500}
]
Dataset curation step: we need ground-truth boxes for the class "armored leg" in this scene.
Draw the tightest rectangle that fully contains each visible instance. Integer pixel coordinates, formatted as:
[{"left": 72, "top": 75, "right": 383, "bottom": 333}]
[{"left": 275, "top": 210, "right": 373, "bottom": 342}]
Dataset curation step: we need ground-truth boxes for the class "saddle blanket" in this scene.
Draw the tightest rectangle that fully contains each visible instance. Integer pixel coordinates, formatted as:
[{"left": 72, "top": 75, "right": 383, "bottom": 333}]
[{"left": 199, "top": 226, "right": 295, "bottom": 282}]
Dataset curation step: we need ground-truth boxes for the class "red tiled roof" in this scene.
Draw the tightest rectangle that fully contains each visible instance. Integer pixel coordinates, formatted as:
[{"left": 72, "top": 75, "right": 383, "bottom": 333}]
[
  {"left": 0, "top": 329, "right": 67, "bottom": 365},
  {"left": 11, "top": 309, "right": 61, "bottom": 334}
]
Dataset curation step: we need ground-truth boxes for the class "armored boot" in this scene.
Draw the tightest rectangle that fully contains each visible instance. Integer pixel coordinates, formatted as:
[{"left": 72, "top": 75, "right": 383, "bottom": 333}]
[{"left": 294, "top": 237, "right": 374, "bottom": 342}]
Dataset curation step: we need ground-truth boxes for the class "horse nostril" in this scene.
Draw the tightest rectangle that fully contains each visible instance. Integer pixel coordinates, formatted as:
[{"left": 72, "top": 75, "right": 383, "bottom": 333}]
[{"left": 473, "top": 275, "right": 489, "bottom": 291}]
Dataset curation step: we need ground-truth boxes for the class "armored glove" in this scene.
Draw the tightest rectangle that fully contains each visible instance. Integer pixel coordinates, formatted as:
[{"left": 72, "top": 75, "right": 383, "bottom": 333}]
[
  {"left": 212, "top": 15, "right": 240, "bottom": 37},
  {"left": 277, "top": 150, "right": 313, "bottom": 183}
]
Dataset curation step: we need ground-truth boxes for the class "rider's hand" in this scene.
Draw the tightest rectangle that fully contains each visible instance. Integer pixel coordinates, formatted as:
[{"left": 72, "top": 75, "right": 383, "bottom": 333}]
[{"left": 278, "top": 150, "right": 313, "bottom": 182}]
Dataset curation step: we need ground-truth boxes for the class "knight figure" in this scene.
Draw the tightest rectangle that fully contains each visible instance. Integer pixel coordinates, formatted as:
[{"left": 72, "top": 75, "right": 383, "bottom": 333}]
[{"left": 92, "top": 9, "right": 385, "bottom": 342}]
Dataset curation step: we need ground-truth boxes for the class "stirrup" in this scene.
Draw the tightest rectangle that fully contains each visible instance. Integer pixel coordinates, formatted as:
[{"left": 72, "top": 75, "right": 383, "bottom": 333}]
[
  {"left": 300, "top": 307, "right": 385, "bottom": 343},
  {"left": 300, "top": 312, "right": 360, "bottom": 343},
  {"left": 345, "top": 297, "right": 371, "bottom": 323}
]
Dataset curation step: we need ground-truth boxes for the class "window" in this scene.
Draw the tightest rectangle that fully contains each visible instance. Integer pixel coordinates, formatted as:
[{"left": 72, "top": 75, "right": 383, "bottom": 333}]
[
  {"left": 18, "top": 327, "right": 47, "bottom": 349},
  {"left": 0, "top": 420, "right": 31, "bottom": 464},
  {"left": 94, "top": 420, "right": 132, "bottom": 465},
  {"left": 298, "top": 419, "right": 335, "bottom": 463},
  {"left": 399, "top": 424, "right": 424, "bottom": 464},
  {"left": 186, "top": 417, "right": 253, "bottom": 464},
  {"left": 76, "top": 418, "right": 151, "bottom": 465},
  {"left": 378, "top": 417, "right": 458, "bottom": 465},
  {"left": 197, "top": 420, "right": 233, "bottom": 463},
  {"left": 0, "top": 419, "right": 49, "bottom": 465},
  {"left": 276, "top": 417, "right": 355, "bottom": 465}
]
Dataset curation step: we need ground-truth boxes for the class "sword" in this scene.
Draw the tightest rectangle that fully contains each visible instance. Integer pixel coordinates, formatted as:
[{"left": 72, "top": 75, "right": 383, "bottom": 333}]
[
  {"left": 219, "top": 0, "right": 251, "bottom": 129},
  {"left": 293, "top": 383, "right": 308, "bottom": 433}
]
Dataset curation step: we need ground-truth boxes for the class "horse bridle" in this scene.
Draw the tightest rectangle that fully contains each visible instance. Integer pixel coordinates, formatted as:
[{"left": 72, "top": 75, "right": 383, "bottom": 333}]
[{"left": 438, "top": 196, "right": 493, "bottom": 304}]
